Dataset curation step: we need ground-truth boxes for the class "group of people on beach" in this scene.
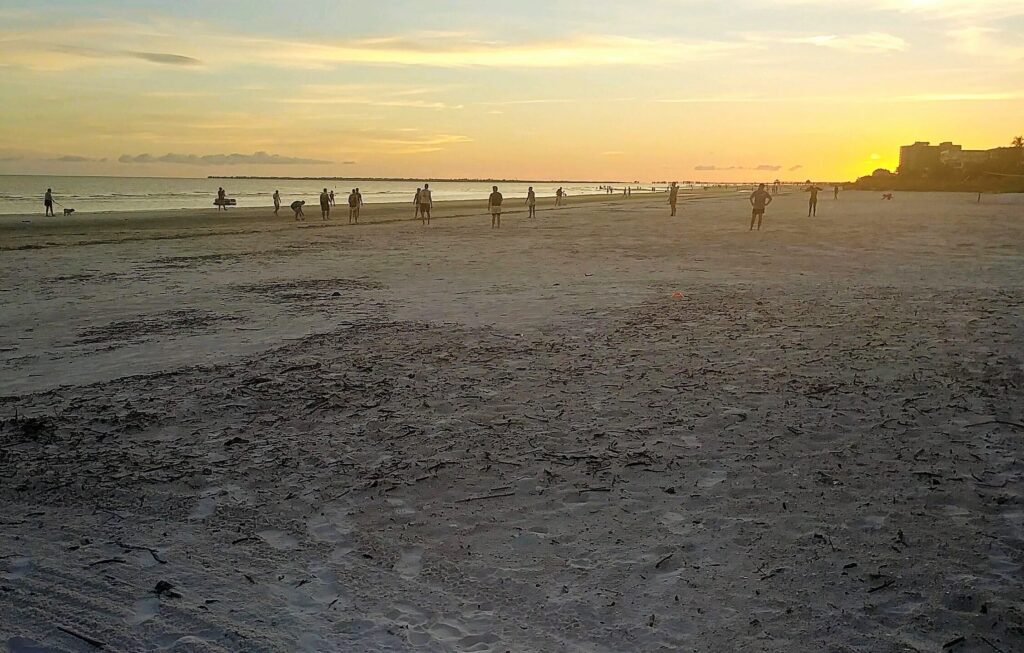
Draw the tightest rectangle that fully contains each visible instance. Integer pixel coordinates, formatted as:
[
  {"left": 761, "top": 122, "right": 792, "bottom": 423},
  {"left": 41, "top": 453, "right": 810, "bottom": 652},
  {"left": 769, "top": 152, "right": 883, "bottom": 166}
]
[
  {"left": 745, "top": 181, "right": 842, "bottom": 230},
  {"left": 272, "top": 188, "right": 364, "bottom": 223},
  {"left": 38, "top": 181, "right": 845, "bottom": 231}
]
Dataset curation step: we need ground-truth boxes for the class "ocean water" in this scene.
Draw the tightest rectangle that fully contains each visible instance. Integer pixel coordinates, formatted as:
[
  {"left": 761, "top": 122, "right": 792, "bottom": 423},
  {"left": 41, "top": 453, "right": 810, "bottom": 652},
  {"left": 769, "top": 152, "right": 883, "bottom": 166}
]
[{"left": 0, "top": 176, "right": 628, "bottom": 215}]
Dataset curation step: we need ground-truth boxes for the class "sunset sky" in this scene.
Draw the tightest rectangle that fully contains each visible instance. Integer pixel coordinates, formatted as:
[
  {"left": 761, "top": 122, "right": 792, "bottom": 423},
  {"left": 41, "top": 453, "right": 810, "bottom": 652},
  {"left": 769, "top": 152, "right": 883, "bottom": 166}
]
[{"left": 1, "top": 0, "right": 1021, "bottom": 181}]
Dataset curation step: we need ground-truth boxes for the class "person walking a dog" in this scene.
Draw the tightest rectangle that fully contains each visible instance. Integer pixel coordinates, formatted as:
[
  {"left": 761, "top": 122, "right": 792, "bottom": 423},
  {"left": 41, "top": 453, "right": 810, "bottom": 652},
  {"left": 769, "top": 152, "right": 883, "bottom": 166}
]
[{"left": 44, "top": 188, "right": 55, "bottom": 216}]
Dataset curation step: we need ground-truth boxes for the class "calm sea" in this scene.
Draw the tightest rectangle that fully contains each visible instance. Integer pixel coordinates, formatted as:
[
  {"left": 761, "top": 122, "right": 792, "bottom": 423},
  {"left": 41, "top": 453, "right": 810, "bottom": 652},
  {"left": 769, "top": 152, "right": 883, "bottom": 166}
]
[{"left": 0, "top": 176, "right": 624, "bottom": 215}]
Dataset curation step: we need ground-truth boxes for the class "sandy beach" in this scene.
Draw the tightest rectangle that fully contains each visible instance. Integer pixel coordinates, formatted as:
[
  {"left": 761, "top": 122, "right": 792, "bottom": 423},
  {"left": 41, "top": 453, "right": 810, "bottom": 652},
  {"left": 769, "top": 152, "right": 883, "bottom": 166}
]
[{"left": 1, "top": 190, "right": 1022, "bottom": 652}]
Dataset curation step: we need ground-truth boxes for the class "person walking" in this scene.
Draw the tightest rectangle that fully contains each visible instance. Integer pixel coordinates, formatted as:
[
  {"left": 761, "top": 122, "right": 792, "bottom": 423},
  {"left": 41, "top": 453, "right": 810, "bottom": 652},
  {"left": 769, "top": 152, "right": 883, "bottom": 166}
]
[
  {"left": 668, "top": 182, "right": 679, "bottom": 216},
  {"left": 526, "top": 186, "right": 536, "bottom": 218},
  {"left": 749, "top": 183, "right": 773, "bottom": 231},
  {"left": 216, "top": 187, "right": 227, "bottom": 211},
  {"left": 555, "top": 187, "right": 564, "bottom": 206},
  {"left": 273, "top": 190, "right": 281, "bottom": 216},
  {"left": 319, "top": 188, "right": 331, "bottom": 220},
  {"left": 44, "top": 188, "right": 55, "bottom": 216},
  {"left": 413, "top": 187, "right": 422, "bottom": 219},
  {"left": 488, "top": 185, "right": 503, "bottom": 229},
  {"left": 833, "top": 185, "right": 840, "bottom": 200},
  {"left": 419, "top": 183, "right": 433, "bottom": 224}
]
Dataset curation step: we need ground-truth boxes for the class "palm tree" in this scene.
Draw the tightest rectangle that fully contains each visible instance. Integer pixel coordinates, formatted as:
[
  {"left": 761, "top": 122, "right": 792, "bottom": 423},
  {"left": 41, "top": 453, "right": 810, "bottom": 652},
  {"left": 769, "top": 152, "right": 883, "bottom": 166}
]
[{"left": 1012, "top": 135, "right": 1024, "bottom": 148}]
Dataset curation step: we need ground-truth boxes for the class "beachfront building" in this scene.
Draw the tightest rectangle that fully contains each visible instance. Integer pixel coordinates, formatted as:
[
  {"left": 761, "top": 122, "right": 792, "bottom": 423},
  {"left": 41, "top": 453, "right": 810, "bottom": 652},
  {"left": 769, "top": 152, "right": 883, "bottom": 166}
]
[{"left": 898, "top": 141, "right": 1024, "bottom": 176}]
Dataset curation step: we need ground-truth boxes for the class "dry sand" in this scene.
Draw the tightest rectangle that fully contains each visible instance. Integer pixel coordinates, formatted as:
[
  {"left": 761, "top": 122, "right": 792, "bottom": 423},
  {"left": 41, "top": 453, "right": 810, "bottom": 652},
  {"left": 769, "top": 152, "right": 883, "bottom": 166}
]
[{"left": 1, "top": 190, "right": 1022, "bottom": 652}]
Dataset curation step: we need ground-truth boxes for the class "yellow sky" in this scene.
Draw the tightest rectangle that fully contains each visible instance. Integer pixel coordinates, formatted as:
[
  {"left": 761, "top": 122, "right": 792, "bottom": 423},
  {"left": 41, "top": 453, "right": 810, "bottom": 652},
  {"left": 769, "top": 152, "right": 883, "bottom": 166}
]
[{"left": 0, "top": 1, "right": 1021, "bottom": 181}]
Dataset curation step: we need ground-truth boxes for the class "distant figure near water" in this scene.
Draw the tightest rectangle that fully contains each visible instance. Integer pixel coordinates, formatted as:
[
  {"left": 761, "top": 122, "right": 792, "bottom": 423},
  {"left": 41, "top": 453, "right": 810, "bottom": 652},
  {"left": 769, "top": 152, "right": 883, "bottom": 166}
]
[
  {"left": 413, "top": 187, "right": 422, "bottom": 218},
  {"left": 555, "top": 187, "right": 564, "bottom": 206},
  {"left": 833, "top": 185, "right": 840, "bottom": 200},
  {"left": 273, "top": 190, "right": 281, "bottom": 216},
  {"left": 290, "top": 200, "right": 305, "bottom": 220},
  {"left": 526, "top": 186, "right": 537, "bottom": 218},
  {"left": 668, "top": 182, "right": 679, "bottom": 216},
  {"left": 348, "top": 188, "right": 362, "bottom": 224},
  {"left": 44, "top": 188, "right": 54, "bottom": 216},
  {"left": 319, "top": 188, "right": 331, "bottom": 220},
  {"left": 772, "top": 179, "right": 781, "bottom": 196},
  {"left": 749, "top": 183, "right": 773, "bottom": 231},
  {"left": 329, "top": 189, "right": 335, "bottom": 206},
  {"left": 216, "top": 187, "right": 227, "bottom": 211},
  {"left": 419, "top": 183, "right": 433, "bottom": 224},
  {"left": 805, "top": 181, "right": 822, "bottom": 217},
  {"left": 488, "top": 185, "right": 503, "bottom": 229}
]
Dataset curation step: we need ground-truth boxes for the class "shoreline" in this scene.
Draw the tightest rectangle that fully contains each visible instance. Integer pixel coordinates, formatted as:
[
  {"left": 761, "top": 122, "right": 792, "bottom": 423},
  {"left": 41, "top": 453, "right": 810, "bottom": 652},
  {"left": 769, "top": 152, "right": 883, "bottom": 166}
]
[{"left": 0, "top": 191, "right": 726, "bottom": 249}]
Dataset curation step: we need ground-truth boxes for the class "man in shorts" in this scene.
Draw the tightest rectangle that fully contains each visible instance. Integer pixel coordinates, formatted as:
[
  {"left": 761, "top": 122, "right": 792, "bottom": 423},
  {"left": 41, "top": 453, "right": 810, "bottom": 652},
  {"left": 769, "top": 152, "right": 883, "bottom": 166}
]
[
  {"left": 319, "top": 188, "right": 330, "bottom": 220},
  {"left": 749, "top": 183, "right": 772, "bottom": 231},
  {"left": 44, "top": 188, "right": 54, "bottom": 216},
  {"left": 526, "top": 186, "right": 536, "bottom": 218},
  {"left": 419, "top": 183, "right": 433, "bottom": 225},
  {"left": 668, "top": 182, "right": 679, "bottom": 216},
  {"left": 290, "top": 200, "right": 305, "bottom": 220},
  {"left": 273, "top": 190, "right": 281, "bottom": 216},
  {"left": 488, "top": 185, "right": 503, "bottom": 228},
  {"left": 348, "top": 188, "right": 361, "bottom": 224}
]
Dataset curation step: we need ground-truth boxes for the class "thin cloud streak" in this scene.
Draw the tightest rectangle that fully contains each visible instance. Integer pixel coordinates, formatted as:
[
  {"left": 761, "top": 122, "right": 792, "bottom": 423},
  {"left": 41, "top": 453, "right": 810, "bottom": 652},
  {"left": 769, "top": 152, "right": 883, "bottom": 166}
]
[
  {"left": 658, "top": 91, "right": 1024, "bottom": 104},
  {"left": 118, "top": 151, "right": 332, "bottom": 165},
  {"left": 758, "top": 0, "right": 1024, "bottom": 20},
  {"left": 0, "top": 20, "right": 744, "bottom": 70},
  {"left": 53, "top": 155, "right": 108, "bottom": 162}
]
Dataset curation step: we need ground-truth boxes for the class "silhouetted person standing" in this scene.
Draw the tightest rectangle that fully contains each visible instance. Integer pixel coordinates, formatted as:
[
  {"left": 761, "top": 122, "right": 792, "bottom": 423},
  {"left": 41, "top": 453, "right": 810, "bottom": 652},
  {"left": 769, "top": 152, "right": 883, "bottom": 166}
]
[
  {"left": 44, "top": 188, "right": 54, "bottom": 216},
  {"left": 526, "top": 186, "right": 536, "bottom": 218},
  {"left": 555, "top": 187, "right": 564, "bottom": 206},
  {"left": 806, "top": 182, "right": 822, "bottom": 216},
  {"left": 419, "top": 183, "right": 433, "bottom": 224},
  {"left": 273, "top": 190, "right": 281, "bottom": 216},
  {"left": 833, "top": 185, "right": 840, "bottom": 200},
  {"left": 488, "top": 185, "right": 503, "bottom": 228},
  {"left": 217, "top": 187, "right": 227, "bottom": 211},
  {"left": 413, "top": 187, "right": 422, "bottom": 219},
  {"left": 348, "top": 188, "right": 361, "bottom": 224},
  {"left": 749, "top": 183, "right": 772, "bottom": 231},
  {"left": 668, "top": 182, "right": 679, "bottom": 216},
  {"left": 320, "top": 188, "right": 331, "bottom": 220}
]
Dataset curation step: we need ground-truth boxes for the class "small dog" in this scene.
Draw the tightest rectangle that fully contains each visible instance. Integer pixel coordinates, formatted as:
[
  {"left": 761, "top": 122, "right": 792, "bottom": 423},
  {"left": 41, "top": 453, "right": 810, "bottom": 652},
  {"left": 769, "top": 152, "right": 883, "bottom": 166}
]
[{"left": 63, "top": 208, "right": 75, "bottom": 216}]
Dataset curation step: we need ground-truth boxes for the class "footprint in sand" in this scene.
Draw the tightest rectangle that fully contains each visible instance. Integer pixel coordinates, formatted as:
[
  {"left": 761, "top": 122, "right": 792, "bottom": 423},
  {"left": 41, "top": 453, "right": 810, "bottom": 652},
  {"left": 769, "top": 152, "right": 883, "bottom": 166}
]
[
  {"left": 189, "top": 495, "right": 217, "bottom": 521},
  {"left": 272, "top": 564, "right": 346, "bottom": 615},
  {"left": 697, "top": 467, "right": 727, "bottom": 489},
  {"left": 257, "top": 530, "right": 299, "bottom": 551},
  {"left": 394, "top": 546, "right": 424, "bottom": 579},
  {"left": 853, "top": 515, "right": 886, "bottom": 531},
  {"left": 307, "top": 508, "right": 351, "bottom": 544},
  {"left": 7, "top": 637, "right": 51, "bottom": 653},
  {"left": 164, "top": 634, "right": 233, "bottom": 652},
  {"left": 5, "top": 557, "right": 31, "bottom": 580},
  {"left": 128, "top": 597, "right": 160, "bottom": 626}
]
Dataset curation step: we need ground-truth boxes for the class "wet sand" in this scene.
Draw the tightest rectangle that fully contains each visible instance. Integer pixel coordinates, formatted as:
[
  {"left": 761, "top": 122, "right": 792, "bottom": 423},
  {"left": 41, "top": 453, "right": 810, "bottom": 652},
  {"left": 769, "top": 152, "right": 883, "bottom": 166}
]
[{"left": 1, "top": 190, "right": 1023, "bottom": 652}]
